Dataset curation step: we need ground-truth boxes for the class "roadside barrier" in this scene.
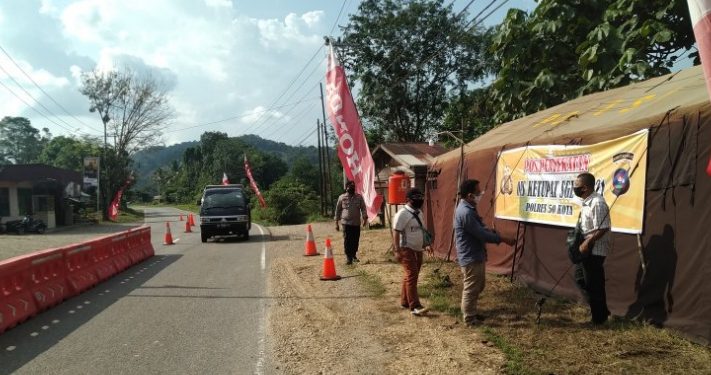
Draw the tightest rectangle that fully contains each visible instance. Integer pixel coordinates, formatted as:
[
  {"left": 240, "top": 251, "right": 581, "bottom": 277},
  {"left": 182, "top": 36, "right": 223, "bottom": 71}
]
[
  {"left": 0, "top": 225, "right": 156, "bottom": 334},
  {"left": 319, "top": 238, "right": 341, "bottom": 281},
  {"left": 304, "top": 224, "right": 319, "bottom": 256},
  {"left": 0, "top": 256, "right": 39, "bottom": 333}
]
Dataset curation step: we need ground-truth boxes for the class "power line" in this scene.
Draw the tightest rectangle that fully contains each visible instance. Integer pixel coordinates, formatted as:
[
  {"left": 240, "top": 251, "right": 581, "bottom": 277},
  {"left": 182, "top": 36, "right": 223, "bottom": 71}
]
[
  {"left": 163, "top": 97, "right": 320, "bottom": 133},
  {"left": 0, "top": 79, "right": 91, "bottom": 135},
  {"left": 329, "top": 0, "right": 350, "bottom": 35},
  {"left": 0, "top": 44, "right": 102, "bottom": 134}
]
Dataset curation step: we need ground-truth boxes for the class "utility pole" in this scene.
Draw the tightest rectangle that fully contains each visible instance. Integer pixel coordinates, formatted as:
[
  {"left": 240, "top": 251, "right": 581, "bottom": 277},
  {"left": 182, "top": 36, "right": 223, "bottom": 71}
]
[
  {"left": 316, "top": 119, "right": 325, "bottom": 216},
  {"left": 319, "top": 82, "right": 334, "bottom": 215}
]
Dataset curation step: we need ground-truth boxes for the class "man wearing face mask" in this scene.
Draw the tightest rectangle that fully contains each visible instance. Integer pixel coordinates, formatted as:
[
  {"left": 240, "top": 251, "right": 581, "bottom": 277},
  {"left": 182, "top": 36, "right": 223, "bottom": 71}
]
[
  {"left": 392, "top": 188, "right": 433, "bottom": 316},
  {"left": 573, "top": 172, "right": 612, "bottom": 325},
  {"left": 454, "top": 179, "right": 516, "bottom": 326},
  {"left": 335, "top": 180, "right": 368, "bottom": 265}
]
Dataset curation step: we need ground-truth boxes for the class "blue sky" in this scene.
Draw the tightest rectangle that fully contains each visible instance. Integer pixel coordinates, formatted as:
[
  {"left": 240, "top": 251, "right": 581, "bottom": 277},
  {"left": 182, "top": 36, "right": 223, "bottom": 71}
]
[{"left": 0, "top": 0, "right": 537, "bottom": 146}]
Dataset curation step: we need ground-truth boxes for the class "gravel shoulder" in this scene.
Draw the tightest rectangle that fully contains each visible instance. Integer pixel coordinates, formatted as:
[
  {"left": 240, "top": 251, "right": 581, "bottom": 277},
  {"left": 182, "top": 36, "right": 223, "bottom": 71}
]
[{"left": 265, "top": 222, "right": 504, "bottom": 374}]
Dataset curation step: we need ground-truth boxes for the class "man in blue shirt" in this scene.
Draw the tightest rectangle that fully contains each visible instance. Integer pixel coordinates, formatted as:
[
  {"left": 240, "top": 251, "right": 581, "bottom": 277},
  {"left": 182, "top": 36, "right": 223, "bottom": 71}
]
[{"left": 455, "top": 179, "right": 515, "bottom": 326}]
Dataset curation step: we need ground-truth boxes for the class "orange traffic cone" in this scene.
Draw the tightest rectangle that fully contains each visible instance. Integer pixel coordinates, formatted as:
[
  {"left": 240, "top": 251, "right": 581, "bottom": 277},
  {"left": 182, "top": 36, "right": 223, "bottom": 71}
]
[
  {"left": 184, "top": 219, "right": 192, "bottom": 233},
  {"left": 320, "top": 238, "right": 341, "bottom": 281},
  {"left": 179, "top": 214, "right": 184, "bottom": 221},
  {"left": 304, "top": 224, "right": 319, "bottom": 256},
  {"left": 163, "top": 222, "right": 174, "bottom": 245},
  {"left": 189, "top": 213, "right": 196, "bottom": 227}
]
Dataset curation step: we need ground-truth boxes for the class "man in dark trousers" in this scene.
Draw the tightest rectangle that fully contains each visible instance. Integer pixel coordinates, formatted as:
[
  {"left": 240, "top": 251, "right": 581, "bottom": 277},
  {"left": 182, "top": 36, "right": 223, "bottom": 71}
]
[
  {"left": 574, "top": 172, "right": 612, "bottom": 325},
  {"left": 335, "top": 180, "right": 367, "bottom": 265}
]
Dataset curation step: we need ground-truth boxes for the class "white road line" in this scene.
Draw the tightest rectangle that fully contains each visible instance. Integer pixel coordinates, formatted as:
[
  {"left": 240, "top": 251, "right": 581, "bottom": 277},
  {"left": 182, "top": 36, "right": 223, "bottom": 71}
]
[{"left": 254, "top": 223, "right": 267, "bottom": 375}]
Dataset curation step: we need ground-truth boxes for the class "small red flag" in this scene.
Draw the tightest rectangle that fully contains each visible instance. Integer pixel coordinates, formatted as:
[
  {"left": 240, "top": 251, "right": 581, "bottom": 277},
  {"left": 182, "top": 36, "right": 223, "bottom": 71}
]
[{"left": 222, "top": 172, "right": 230, "bottom": 185}]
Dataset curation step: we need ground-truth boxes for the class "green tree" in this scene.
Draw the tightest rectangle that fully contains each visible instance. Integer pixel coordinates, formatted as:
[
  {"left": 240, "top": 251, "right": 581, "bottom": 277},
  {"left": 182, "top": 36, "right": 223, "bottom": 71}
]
[
  {"left": 80, "top": 68, "right": 174, "bottom": 218},
  {"left": 340, "top": 0, "right": 493, "bottom": 142},
  {"left": 490, "top": 0, "right": 696, "bottom": 123},
  {"left": 0, "top": 116, "right": 51, "bottom": 164},
  {"left": 37, "top": 136, "right": 102, "bottom": 171},
  {"left": 287, "top": 155, "right": 320, "bottom": 194},
  {"left": 260, "top": 178, "right": 319, "bottom": 225},
  {"left": 578, "top": 0, "right": 696, "bottom": 92}
]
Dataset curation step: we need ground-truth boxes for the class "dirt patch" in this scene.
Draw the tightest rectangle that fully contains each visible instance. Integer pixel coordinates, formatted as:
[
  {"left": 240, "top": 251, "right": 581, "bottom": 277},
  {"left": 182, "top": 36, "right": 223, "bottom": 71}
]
[{"left": 265, "top": 223, "right": 504, "bottom": 374}]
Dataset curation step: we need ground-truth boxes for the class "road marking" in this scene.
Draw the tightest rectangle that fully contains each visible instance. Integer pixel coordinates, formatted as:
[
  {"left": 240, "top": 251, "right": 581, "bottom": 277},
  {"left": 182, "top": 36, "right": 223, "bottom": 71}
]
[
  {"left": 51, "top": 319, "right": 59, "bottom": 324},
  {"left": 6, "top": 346, "right": 16, "bottom": 351},
  {"left": 41, "top": 325, "right": 49, "bottom": 330},
  {"left": 254, "top": 223, "right": 267, "bottom": 375},
  {"left": 84, "top": 301, "right": 91, "bottom": 305},
  {"left": 30, "top": 332, "right": 38, "bottom": 337},
  {"left": 68, "top": 310, "right": 75, "bottom": 314}
]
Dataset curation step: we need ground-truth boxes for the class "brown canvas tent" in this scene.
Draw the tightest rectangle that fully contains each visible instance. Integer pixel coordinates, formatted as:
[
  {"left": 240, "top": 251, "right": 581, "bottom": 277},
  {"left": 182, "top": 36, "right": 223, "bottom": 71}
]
[{"left": 426, "top": 64, "right": 711, "bottom": 345}]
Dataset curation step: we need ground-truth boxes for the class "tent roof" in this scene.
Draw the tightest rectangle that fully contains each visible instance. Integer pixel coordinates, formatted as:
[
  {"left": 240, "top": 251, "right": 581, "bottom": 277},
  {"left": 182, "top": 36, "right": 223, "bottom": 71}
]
[{"left": 437, "top": 64, "right": 708, "bottom": 164}]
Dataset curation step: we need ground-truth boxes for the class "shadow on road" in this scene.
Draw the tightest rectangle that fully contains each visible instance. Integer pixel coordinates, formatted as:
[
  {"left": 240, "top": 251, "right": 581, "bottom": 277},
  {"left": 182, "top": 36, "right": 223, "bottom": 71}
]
[{"left": 0, "top": 254, "right": 181, "bottom": 375}]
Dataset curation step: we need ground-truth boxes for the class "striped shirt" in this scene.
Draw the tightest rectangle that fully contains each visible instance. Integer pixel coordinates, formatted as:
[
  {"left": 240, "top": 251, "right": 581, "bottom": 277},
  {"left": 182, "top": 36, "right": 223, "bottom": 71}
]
[
  {"left": 334, "top": 193, "right": 367, "bottom": 226},
  {"left": 580, "top": 192, "right": 611, "bottom": 257}
]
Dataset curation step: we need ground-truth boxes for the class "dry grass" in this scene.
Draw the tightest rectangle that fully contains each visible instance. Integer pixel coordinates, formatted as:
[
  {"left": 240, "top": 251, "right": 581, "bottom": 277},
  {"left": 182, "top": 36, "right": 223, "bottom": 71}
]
[{"left": 354, "top": 226, "right": 711, "bottom": 375}]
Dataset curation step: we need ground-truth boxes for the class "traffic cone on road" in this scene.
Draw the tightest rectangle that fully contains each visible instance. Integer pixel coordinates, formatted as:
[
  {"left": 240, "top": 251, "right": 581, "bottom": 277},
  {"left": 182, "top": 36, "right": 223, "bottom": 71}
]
[
  {"left": 163, "top": 222, "right": 174, "bottom": 245},
  {"left": 319, "top": 238, "right": 341, "bottom": 281},
  {"left": 184, "top": 219, "right": 192, "bottom": 233},
  {"left": 304, "top": 224, "right": 319, "bottom": 256},
  {"left": 189, "top": 213, "right": 196, "bottom": 227},
  {"left": 179, "top": 214, "right": 184, "bottom": 221}
]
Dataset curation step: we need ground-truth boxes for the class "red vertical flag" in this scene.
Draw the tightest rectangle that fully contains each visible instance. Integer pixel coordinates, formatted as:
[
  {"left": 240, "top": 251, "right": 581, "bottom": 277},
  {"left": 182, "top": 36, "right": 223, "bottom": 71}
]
[
  {"left": 108, "top": 178, "right": 131, "bottom": 222},
  {"left": 222, "top": 172, "right": 230, "bottom": 185},
  {"left": 244, "top": 154, "right": 267, "bottom": 208},
  {"left": 688, "top": 0, "right": 711, "bottom": 175},
  {"left": 324, "top": 45, "right": 383, "bottom": 220}
]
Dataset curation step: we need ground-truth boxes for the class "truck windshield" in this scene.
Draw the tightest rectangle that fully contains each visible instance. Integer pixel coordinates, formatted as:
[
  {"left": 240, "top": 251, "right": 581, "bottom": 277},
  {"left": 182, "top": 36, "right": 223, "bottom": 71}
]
[{"left": 203, "top": 189, "right": 245, "bottom": 208}]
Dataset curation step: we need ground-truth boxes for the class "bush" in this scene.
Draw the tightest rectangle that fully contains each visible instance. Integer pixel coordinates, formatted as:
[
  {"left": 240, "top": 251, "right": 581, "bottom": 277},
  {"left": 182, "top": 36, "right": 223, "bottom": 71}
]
[{"left": 260, "top": 178, "right": 319, "bottom": 225}]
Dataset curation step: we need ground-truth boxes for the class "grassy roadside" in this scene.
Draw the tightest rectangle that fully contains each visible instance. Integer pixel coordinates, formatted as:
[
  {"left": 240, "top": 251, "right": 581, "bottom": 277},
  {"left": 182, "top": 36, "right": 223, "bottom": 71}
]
[
  {"left": 109, "top": 206, "right": 145, "bottom": 223},
  {"left": 414, "top": 258, "right": 711, "bottom": 375}
]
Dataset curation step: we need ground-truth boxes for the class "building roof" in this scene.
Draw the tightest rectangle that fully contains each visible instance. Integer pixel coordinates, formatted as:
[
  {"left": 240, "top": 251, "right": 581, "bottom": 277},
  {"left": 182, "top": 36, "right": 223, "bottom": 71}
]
[
  {"left": 372, "top": 143, "right": 449, "bottom": 167},
  {"left": 0, "top": 164, "right": 81, "bottom": 185}
]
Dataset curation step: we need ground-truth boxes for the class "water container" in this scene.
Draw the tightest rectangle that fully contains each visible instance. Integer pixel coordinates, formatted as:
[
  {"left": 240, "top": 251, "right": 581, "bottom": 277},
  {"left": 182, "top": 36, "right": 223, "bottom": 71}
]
[{"left": 388, "top": 171, "right": 410, "bottom": 204}]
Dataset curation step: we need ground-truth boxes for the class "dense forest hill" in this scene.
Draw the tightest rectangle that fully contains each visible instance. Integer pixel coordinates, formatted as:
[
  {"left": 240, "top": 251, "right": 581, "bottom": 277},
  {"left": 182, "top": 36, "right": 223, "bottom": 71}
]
[{"left": 131, "top": 134, "right": 320, "bottom": 189}]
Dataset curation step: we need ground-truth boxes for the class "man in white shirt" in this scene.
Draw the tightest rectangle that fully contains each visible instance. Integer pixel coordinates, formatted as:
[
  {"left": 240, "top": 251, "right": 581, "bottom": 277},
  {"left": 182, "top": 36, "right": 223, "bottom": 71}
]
[
  {"left": 573, "top": 172, "right": 612, "bottom": 325},
  {"left": 392, "top": 188, "right": 432, "bottom": 316}
]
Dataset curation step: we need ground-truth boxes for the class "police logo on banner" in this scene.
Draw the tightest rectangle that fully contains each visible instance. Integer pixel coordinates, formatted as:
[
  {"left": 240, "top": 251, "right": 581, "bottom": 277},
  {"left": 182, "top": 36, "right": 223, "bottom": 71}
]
[{"left": 611, "top": 152, "right": 633, "bottom": 196}]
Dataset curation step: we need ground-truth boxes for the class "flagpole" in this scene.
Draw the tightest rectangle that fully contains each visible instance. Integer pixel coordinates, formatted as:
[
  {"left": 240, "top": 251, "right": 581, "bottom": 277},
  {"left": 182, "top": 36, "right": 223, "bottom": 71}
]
[
  {"left": 320, "top": 81, "right": 334, "bottom": 215},
  {"left": 317, "top": 119, "right": 325, "bottom": 216}
]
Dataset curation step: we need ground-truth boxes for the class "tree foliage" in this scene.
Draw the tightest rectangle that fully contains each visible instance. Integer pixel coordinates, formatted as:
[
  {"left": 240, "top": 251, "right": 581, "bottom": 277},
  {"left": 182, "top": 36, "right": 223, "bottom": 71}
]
[
  {"left": 340, "top": 0, "right": 493, "bottom": 142},
  {"left": 37, "top": 136, "right": 102, "bottom": 171},
  {"left": 0, "top": 116, "right": 51, "bottom": 164},
  {"left": 80, "top": 67, "right": 174, "bottom": 218},
  {"left": 258, "top": 178, "right": 319, "bottom": 225},
  {"left": 490, "top": 0, "right": 696, "bottom": 123}
]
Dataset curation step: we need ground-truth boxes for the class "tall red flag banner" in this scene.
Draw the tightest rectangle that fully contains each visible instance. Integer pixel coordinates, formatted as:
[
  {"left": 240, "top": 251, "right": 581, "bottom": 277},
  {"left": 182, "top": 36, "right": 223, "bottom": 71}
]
[
  {"left": 325, "top": 46, "right": 383, "bottom": 220},
  {"left": 222, "top": 172, "right": 230, "bottom": 185},
  {"left": 688, "top": 0, "right": 711, "bottom": 175},
  {"left": 244, "top": 154, "right": 267, "bottom": 208}
]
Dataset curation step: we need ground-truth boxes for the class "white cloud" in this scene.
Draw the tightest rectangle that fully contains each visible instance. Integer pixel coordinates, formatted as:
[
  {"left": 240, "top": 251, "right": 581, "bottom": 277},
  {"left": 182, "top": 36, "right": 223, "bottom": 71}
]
[
  {"left": 254, "top": 12, "right": 323, "bottom": 49},
  {"left": 301, "top": 11, "right": 324, "bottom": 28},
  {"left": 39, "top": 0, "right": 59, "bottom": 16},
  {"left": 204, "top": 0, "right": 233, "bottom": 8},
  {"left": 0, "top": 55, "right": 69, "bottom": 88},
  {"left": 241, "top": 106, "right": 285, "bottom": 125}
]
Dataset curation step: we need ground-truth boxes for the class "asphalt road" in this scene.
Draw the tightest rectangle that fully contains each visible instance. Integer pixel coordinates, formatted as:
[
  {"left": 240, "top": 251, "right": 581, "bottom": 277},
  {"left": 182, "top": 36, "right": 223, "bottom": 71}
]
[{"left": 0, "top": 207, "right": 270, "bottom": 375}]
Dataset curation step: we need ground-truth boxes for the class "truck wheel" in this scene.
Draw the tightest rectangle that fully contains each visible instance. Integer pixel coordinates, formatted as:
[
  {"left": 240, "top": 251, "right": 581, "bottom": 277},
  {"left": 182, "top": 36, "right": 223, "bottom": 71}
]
[
  {"left": 243, "top": 230, "right": 250, "bottom": 241},
  {"left": 17, "top": 227, "right": 25, "bottom": 235},
  {"left": 201, "top": 233, "right": 208, "bottom": 243}
]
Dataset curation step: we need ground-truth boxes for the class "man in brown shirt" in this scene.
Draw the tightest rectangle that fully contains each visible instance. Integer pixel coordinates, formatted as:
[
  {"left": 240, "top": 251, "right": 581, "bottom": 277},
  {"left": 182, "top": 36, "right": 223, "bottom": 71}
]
[{"left": 335, "top": 180, "right": 367, "bottom": 265}]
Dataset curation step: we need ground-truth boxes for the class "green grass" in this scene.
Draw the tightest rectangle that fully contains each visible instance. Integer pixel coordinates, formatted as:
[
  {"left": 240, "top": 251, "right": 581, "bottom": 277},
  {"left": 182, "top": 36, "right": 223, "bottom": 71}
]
[
  {"left": 355, "top": 269, "right": 387, "bottom": 297},
  {"left": 481, "top": 327, "right": 532, "bottom": 375},
  {"left": 109, "top": 206, "right": 145, "bottom": 223},
  {"left": 419, "top": 268, "right": 461, "bottom": 317}
]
